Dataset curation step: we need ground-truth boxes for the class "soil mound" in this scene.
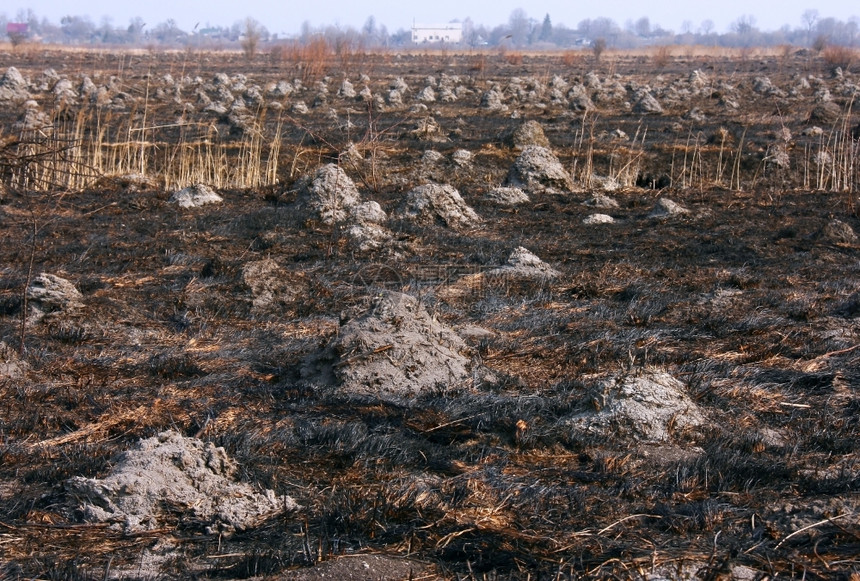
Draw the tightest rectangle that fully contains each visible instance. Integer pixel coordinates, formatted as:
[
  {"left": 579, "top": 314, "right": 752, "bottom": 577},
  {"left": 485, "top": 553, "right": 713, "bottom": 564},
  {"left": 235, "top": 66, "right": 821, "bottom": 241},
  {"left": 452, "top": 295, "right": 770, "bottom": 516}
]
[
  {"left": 633, "top": 91, "right": 663, "bottom": 114},
  {"left": 583, "top": 213, "right": 616, "bottom": 225},
  {"left": 296, "top": 164, "right": 362, "bottom": 225},
  {"left": 584, "top": 194, "right": 620, "bottom": 209},
  {"left": 26, "top": 273, "right": 83, "bottom": 313},
  {"left": 302, "top": 291, "right": 473, "bottom": 401},
  {"left": 649, "top": 197, "right": 690, "bottom": 218},
  {"left": 507, "top": 120, "right": 551, "bottom": 149},
  {"left": 505, "top": 145, "right": 575, "bottom": 194},
  {"left": 808, "top": 102, "right": 842, "bottom": 124},
  {"left": 484, "top": 186, "right": 530, "bottom": 206},
  {"left": 564, "top": 370, "right": 705, "bottom": 442},
  {"left": 818, "top": 219, "right": 857, "bottom": 245},
  {"left": 66, "top": 431, "right": 297, "bottom": 534},
  {"left": 169, "top": 184, "right": 223, "bottom": 208},
  {"left": 346, "top": 201, "right": 393, "bottom": 252},
  {"left": 480, "top": 86, "right": 507, "bottom": 111},
  {"left": 0, "top": 67, "right": 30, "bottom": 102},
  {"left": 395, "top": 183, "right": 481, "bottom": 230},
  {"left": 487, "top": 246, "right": 560, "bottom": 280}
]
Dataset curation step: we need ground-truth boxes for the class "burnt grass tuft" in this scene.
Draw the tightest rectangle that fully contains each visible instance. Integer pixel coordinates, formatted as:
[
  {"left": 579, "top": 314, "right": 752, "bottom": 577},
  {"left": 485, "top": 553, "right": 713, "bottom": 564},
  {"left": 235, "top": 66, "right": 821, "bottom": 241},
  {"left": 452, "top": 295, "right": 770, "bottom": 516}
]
[{"left": 0, "top": 48, "right": 859, "bottom": 579}]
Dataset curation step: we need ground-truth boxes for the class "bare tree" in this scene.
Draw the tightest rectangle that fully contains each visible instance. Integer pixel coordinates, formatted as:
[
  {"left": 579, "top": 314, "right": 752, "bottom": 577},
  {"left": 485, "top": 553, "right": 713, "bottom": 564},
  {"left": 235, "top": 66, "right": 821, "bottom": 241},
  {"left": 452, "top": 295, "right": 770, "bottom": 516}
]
[
  {"left": 8, "top": 29, "right": 28, "bottom": 48},
  {"left": 802, "top": 9, "right": 819, "bottom": 45},
  {"left": 592, "top": 37, "right": 607, "bottom": 62},
  {"left": 508, "top": 8, "right": 530, "bottom": 47},
  {"left": 241, "top": 18, "right": 262, "bottom": 60}
]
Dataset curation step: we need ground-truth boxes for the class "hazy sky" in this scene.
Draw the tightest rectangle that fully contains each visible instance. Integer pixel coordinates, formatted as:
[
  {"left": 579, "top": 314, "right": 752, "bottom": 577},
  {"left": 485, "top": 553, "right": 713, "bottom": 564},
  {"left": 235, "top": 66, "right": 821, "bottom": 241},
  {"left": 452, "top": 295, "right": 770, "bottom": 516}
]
[{"left": 6, "top": 0, "right": 858, "bottom": 37}]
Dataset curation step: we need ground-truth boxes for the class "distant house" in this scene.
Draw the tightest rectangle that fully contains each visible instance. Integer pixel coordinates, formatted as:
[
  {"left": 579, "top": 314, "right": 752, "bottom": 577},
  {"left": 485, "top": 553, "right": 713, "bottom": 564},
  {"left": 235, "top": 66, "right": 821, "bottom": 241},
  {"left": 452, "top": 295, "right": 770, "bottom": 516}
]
[
  {"left": 6, "top": 23, "right": 29, "bottom": 37},
  {"left": 412, "top": 22, "right": 462, "bottom": 44}
]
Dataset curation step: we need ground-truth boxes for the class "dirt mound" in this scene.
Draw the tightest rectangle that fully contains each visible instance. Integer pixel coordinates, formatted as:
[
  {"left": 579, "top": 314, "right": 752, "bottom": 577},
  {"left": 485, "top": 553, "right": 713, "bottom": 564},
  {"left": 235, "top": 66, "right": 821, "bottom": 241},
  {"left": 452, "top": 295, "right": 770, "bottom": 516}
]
[
  {"left": 809, "top": 102, "right": 842, "bottom": 124},
  {"left": 66, "top": 431, "right": 297, "bottom": 534},
  {"left": 0, "top": 67, "right": 30, "bottom": 102},
  {"left": 487, "top": 246, "right": 560, "bottom": 280},
  {"left": 818, "top": 219, "right": 857, "bottom": 244},
  {"left": 480, "top": 86, "right": 507, "bottom": 111},
  {"left": 563, "top": 370, "right": 705, "bottom": 442},
  {"left": 26, "top": 273, "right": 83, "bottom": 313},
  {"left": 632, "top": 91, "right": 663, "bottom": 114},
  {"left": 484, "top": 186, "right": 530, "bottom": 206},
  {"left": 394, "top": 183, "right": 481, "bottom": 230},
  {"left": 296, "top": 164, "right": 362, "bottom": 225},
  {"left": 568, "top": 84, "right": 594, "bottom": 111},
  {"left": 584, "top": 194, "right": 619, "bottom": 209},
  {"left": 649, "top": 197, "right": 690, "bottom": 218},
  {"left": 346, "top": 201, "right": 393, "bottom": 252},
  {"left": 302, "top": 291, "right": 474, "bottom": 401},
  {"left": 169, "top": 184, "right": 223, "bottom": 208},
  {"left": 505, "top": 145, "right": 575, "bottom": 194},
  {"left": 409, "top": 116, "right": 447, "bottom": 142},
  {"left": 507, "top": 120, "right": 551, "bottom": 149},
  {"left": 583, "top": 213, "right": 616, "bottom": 225}
]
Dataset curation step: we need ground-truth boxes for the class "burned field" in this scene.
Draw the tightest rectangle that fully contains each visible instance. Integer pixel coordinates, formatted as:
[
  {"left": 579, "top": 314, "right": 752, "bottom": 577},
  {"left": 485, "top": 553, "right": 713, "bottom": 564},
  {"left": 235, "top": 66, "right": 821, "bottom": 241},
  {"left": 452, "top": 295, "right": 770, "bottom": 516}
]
[{"left": 0, "top": 48, "right": 859, "bottom": 579}]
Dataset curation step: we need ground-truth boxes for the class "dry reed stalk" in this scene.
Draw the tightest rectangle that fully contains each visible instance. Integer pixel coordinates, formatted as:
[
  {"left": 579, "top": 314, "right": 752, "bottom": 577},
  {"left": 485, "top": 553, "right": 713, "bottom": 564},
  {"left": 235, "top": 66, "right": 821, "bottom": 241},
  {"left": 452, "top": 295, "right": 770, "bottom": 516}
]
[
  {"left": 610, "top": 125, "right": 647, "bottom": 187},
  {"left": 730, "top": 129, "right": 747, "bottom": 191}
]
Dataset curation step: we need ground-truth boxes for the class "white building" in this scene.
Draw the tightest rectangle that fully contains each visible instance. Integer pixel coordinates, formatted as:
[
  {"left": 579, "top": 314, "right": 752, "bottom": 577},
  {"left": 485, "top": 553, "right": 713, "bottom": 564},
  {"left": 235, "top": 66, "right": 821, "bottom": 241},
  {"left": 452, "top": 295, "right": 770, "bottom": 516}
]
[{"left": 411, "top": 22, "right": 463, "bottom": 44}]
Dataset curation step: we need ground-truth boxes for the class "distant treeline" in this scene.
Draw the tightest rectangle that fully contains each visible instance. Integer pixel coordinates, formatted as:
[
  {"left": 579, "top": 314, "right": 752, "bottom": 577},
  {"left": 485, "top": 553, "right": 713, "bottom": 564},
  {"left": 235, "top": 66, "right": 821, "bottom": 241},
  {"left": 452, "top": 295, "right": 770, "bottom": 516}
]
[{"left": 2, "top": 8, "right": 858, "bottom": 49}]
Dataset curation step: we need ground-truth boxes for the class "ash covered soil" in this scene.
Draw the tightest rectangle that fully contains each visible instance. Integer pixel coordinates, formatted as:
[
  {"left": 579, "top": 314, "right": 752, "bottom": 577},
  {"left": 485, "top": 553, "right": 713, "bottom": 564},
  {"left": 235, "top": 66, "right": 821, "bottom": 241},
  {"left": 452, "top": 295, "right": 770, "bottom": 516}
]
[{"left": 0, "top": 48, "right": 859, "bottom": 580}]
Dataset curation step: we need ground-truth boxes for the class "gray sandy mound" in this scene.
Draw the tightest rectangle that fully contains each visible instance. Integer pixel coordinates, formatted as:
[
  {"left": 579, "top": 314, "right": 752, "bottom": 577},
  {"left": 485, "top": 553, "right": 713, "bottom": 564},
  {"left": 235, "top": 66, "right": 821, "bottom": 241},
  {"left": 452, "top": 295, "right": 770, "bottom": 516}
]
[
  {"left": 583, "top": 213, "right": 616, "bottom": 225},
  {"left": 395, "top": 183, "right": 481, "bottom": 230},
  {"left": 409, "top": 116, "right": 447, "bottom": 142},
  {"left": 66, "top": 431, "right": 297, "bottom": 534},
  {"left": 27, "top": 273, "right": 83, "bottom": 313},
  {"left": 242, "top": 259, "right": 308, "bottom": 311},
  {"left": 349, "top": 200, "right": 388, "bottom": 225},
  {"left": 480, "top": 86, "right": 507, "bottom": 111},
  {"left": 505, "top": 145, "right": 575, "bottom": 194},
  {"left": 347, "top": 201, "right": 392, "bottom": 252},
  {"left": 818, "top": 219, "right": 857, "bottom": 244},
  {"left": 451, "top": 149, "right": 473, "bottom": 167},
  {"left": 563, "top": 370, "right": 705, "bottom": 442},
  {"left": 568, "top": 84, "right": 594, "bottom": 111},
  {"left": 487, "top": 246, "right": 560, "bottom": 280},
  {"left": 633, "top": 91, "right": 663, "bottom": 114},
  {"left": 649, "top": 197, "right": 690, "bottom": 218},
  {"left": 0, "top": 341, "right": 29, "bottom": 380},
  {"left": 169, "top": 184, "right": 223, "bottom": 208},
  {"left": 302, "top": 291, "right": 473, "bottom": 400},
  {"left": 485, "top": 186, "right": 530, "bottom": 206},
  {"left": 584, "top": 194, "right": 620, "bottom": 209},
  {"left": 0, "top": 67, "right": 31, "bottom": 102},
  {"left": 421, "top": 150, "right": 444, "bottom": 165},
  {"left": 809, "top": 102, "right": 842, "bottom": 124},
  {"left": 296, "top": 163, "right": 362, "bottom": 225},
  {"left": 280, "top": 554, "right": 432, "bottom": 581},
  {"left": 508, "top": 119, "right": 551, "bottom": 149}
]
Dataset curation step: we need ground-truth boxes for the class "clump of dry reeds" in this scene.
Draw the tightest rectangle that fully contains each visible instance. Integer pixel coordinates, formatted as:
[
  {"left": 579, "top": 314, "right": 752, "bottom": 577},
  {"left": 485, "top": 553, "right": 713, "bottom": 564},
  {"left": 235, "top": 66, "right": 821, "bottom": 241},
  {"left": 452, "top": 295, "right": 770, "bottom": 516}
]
[
  {"left": 651, "top": 45, "right": 672, "bottom": 68},
  {"left": 3, "top": 99, "right": 285, "bottom": 193},
  {"left": 803, "top": 99, "right": 857, "bottom": 197},
  {"left": 821, "top": 45, "right": 857, "bottom": 71}
]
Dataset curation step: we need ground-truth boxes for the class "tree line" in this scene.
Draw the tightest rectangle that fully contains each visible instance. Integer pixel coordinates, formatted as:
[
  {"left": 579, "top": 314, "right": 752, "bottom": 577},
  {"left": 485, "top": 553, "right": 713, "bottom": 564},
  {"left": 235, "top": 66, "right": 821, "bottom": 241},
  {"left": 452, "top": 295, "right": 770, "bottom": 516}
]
[{"left": 2, "top": 8, "right": 858, "bottom": 49}]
